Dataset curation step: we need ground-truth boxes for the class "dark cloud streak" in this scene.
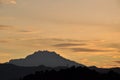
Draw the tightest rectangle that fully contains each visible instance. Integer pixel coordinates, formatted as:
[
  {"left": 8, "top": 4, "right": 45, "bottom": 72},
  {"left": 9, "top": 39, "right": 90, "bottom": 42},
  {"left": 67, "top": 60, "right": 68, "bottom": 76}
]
[
  {"left": 0, "top": 25, "right": 13, "bottom": 30},
  {"left": 70, "top": 48, "right": 112, "bottom": 52},
  {"left": 114, "top": 61, "right": 120, "bottom": 64},
  {"left": 0, "top": 40, "right": 8, "bottom": 43},
  {"left": 18, "top": 30, "right": 33, "bottom": 33},
  {"left": 107, "top": 43, "right": 120, "bottom": 49},
  {"left": 54, "top": 43, "right": 86, "bottom": 47}
]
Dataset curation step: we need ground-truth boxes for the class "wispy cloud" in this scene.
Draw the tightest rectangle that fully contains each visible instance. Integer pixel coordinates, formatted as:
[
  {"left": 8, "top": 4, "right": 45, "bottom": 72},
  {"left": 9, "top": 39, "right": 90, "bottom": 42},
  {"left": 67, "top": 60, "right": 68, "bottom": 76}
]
[
  {"left": 49, "top": 38, "right": 87, "bottom": 42},
  {"left": 106, "top": 43, "right": 120, "bottom": 49},
  {"left": 114, "top": 61, "right": 120, "bottom": 64},
  {"left": 18, "top": 30, "right": 35, "bottom": 34},
  {"left": 0, "top": 40, "right": 8, "bottom": 43},
  {"left": 70, "top": 48, "right": 113, "bottom": 52},
  {"left": 53, "top": 43, "right": 86, "bottom": 47},
  {"left": 52, "top": 39, "right": 116, "bottom": 53},
  {"left": 0, "top": 0, "right": 16, "bottom": 5},
  {"left": 19, "top": 30, "right": 32, "bottom": 33},
  {"left": 18, "top": 38, "right": 88, "bottom": 43},
  {"left": 0, "top": 25, "right": 13, "bottom": 30}
]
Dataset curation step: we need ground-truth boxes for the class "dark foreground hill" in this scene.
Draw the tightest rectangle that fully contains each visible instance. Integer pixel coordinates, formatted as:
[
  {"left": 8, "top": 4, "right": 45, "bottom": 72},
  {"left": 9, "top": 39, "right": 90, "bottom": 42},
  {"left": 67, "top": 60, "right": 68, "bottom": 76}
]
[
  {"left": 0, "top": 63, "right": 70, "bottom": 80},
  {"left": 21, "top": 66, "right": 120, "bottom": 80},
  {"left": 0, "top": 64, "right": 52, "bottom": 80},
  {"left": 0, "top": 63, "right": 120, "bottom": 80}
]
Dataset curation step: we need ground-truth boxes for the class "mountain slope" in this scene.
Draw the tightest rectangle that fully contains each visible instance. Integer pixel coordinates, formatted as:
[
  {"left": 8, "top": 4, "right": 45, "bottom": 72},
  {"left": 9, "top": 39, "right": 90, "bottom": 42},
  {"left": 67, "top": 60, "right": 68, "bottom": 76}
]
[{"left": 9, "top": 50, "right": 84, "bottom": 67}]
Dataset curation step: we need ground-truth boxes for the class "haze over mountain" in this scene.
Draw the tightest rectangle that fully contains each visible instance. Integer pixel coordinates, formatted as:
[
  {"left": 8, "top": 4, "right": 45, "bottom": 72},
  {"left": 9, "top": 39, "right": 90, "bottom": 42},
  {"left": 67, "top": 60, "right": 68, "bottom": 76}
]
[{"left": 9, "top": 50, "right": 84, "bottom": 67}]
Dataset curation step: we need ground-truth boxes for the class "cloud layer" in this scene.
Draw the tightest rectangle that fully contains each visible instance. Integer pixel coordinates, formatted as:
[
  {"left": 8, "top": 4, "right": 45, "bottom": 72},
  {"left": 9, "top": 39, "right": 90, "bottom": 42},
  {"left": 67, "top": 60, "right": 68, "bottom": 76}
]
[
  {"left": 53, "top": 43, "right": 86, "bottom": 47},
  {"left": 70, "top": 48, "right": 113, "bottom": 52}
]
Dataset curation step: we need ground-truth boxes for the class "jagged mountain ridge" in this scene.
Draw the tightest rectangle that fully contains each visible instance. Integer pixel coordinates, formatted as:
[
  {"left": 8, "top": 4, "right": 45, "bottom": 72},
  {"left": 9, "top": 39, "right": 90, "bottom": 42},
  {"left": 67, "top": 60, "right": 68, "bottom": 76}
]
[{"left": 9, "top": 50, "right": 84, "bottom": 67}]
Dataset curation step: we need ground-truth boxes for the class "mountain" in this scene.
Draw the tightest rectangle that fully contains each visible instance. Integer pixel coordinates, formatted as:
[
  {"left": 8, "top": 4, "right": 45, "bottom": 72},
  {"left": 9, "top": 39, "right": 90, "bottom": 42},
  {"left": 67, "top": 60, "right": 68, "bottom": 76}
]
[
  {"left": 0, "top": 50, "right": 84, "bottom": 80},
  {"left": 8, "top": 50, "right": 84, "bottom": 67},
  {"left": 0, "top": 50, "right": 120, "bottom": 80}
]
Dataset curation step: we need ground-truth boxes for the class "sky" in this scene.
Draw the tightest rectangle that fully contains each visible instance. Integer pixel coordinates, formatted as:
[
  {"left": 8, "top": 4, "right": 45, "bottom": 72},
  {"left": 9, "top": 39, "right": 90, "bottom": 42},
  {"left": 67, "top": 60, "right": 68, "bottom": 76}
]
[{"left": 0, "top": 0, "right": 120, "bottom": 68}]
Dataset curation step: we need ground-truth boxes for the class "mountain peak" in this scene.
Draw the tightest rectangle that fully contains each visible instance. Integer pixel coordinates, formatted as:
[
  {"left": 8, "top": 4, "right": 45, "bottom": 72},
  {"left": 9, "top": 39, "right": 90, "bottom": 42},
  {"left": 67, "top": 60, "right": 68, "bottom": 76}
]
[
  {"left": 9, "top": 50, "right": 84, "bottom": 67},
  {"left": 32, "top": 50, "right": 59, "bottom": 56},
  {"left": 33, "top": 50, "right": 56, "bottom": 54}
]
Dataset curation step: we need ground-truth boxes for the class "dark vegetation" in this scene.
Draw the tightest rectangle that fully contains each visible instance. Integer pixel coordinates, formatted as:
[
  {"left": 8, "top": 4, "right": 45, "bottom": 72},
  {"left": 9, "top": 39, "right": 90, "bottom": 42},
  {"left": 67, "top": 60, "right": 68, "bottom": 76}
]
[{"left": 21, "top": 66, "right": 120, "bottom": 80}]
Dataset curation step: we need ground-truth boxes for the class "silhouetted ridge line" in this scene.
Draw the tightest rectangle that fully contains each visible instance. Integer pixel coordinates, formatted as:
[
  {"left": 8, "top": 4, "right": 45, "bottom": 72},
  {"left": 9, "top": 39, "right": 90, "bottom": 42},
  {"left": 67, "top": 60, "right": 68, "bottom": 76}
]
[{"left": 21, "top": 66, "right": 120, "bottom": 80}]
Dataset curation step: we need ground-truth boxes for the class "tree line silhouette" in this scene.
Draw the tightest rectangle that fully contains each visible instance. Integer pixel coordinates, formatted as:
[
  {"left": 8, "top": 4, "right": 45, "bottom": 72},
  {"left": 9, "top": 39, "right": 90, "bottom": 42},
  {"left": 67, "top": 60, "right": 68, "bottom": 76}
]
[{"left": 21, "top": 66, "right": 120, "bottom": 80}]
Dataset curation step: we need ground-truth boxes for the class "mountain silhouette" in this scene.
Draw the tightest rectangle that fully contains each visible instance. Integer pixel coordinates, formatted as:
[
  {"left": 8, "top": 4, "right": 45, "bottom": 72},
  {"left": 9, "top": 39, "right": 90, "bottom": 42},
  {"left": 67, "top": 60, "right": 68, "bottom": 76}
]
[
  {"left": 0, "top": 50, "right": 119, "bottom": 80},
  {"left": 9, "top": 50, "right": 84, "bottom": 67}
]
